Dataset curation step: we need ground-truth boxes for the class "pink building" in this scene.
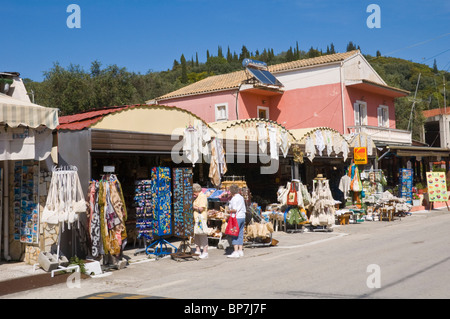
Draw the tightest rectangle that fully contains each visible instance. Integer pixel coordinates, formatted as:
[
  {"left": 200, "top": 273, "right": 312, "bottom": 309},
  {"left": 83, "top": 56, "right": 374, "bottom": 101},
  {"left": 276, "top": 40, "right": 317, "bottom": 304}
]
[{"left": 152, "top": 50, "right": 411, "bottom": 145}]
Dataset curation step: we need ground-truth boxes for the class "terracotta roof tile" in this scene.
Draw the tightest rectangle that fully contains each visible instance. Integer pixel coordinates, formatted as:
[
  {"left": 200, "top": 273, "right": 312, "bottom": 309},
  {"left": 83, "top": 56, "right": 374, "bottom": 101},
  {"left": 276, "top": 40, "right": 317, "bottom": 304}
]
[
  {"left": 156, "top": 51, "right": 359, "bottom": 100},
  {"left": 423, "top": 108, "right": 450, "bottom": 118}
]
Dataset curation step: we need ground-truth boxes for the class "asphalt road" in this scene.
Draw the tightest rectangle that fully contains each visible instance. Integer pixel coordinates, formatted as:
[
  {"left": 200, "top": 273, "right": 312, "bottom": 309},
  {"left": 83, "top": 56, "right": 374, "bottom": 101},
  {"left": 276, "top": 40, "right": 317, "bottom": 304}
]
[{"left": 3, "top": 210, "right": 450, "bottom": 300}]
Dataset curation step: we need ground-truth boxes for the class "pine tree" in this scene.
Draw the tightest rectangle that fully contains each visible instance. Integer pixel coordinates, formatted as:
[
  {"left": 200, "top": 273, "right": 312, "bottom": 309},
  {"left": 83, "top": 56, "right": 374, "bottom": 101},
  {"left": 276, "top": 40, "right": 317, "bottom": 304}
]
[
  {"left": 218, "top": 46, "right": 223, "bottom": 58},
  {"left": 195, "top": 52, "right": 199, "bottom": 67}
]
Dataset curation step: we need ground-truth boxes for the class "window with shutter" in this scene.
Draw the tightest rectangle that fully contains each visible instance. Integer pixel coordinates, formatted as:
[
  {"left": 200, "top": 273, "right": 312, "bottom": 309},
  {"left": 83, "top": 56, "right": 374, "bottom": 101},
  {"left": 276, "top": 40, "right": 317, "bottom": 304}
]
[
  {"left": 354, "top": 101, "right": 367, "bottom": 126},
  {"left": 377, "top": 105, "right": 389, "bottom": 127}
]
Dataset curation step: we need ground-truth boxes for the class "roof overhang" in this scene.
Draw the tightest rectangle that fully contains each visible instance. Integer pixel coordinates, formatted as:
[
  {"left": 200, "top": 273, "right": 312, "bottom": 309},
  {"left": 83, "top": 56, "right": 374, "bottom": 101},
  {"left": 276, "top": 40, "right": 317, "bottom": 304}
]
[
  {"left": 346, "top": 79, "right": 410, "bottom": 98},
  {"left": 239, "top": 84, "right": 284, "bottom": 96},
  {"left": 385, "top": 145, "right": 450, "bottom": 158}
]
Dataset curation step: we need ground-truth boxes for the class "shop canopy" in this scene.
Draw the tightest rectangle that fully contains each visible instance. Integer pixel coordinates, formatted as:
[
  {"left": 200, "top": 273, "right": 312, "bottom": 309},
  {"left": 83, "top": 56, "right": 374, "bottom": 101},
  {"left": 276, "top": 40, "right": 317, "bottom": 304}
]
[
  {"left": 0, "top": 93, "right": 59, "bottom": 161},
  {"left": 209, "top": 118, "right": 296, "bottom": 159},
  {"left": 383, "top": 145, "right": 450, "bottom": 159},
  {"left": 0, "top": 93, "right": 59, "bottom": 129},
  {"left": 290, "top": 127, "right": 351, "bottom": 162}
]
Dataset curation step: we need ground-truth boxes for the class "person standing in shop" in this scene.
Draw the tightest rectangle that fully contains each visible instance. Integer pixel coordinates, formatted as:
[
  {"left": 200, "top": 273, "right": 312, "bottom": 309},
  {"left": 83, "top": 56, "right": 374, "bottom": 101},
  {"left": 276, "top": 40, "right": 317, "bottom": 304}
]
[
  {"left": 227, "top": 184, "right": 247, "bottom": 258},
  {"left": 193, "top": 183, "right": 209, "bottom": 259}
]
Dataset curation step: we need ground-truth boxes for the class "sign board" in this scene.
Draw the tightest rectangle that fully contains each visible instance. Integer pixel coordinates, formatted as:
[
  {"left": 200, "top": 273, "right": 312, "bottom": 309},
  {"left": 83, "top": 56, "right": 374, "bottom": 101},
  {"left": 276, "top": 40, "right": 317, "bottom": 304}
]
[
  {"left": 354, "top": 147, "right": 368, "bottom": 165},
  {"left": 426, "top": 172, "right": 449, "bottom": 202}
]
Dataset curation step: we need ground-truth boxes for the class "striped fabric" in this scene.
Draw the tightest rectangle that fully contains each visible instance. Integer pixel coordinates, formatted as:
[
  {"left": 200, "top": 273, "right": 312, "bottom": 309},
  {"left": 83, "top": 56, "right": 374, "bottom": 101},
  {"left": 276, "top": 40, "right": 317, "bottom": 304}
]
[{"left": 0, "top": 94, "right": 59, "bottom": 129}]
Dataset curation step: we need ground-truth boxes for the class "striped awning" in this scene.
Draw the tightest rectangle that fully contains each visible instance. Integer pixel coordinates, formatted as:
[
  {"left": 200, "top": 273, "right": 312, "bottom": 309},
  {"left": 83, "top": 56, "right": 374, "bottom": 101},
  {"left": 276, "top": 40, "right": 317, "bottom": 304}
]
[{"left": 0, "top": 93, "right": 59, "bottom": 129}]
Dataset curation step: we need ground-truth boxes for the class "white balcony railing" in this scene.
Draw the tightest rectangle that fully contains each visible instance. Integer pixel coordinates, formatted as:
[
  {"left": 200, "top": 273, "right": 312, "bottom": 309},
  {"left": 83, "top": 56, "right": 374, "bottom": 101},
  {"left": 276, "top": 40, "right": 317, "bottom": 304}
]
[{"left": 347, "top": 125, "right": 412, "bottom": 145}]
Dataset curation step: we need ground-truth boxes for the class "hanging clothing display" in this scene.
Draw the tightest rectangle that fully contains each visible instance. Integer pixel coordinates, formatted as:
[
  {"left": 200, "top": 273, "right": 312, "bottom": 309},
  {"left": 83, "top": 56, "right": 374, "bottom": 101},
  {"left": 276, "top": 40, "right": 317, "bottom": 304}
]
[
  {"left": 325, "top": 130, "right": 333, "bottom": 157},
  {"left": 268, "top": 126, "right": 279, "bottom": 160},
  {"left": 198, "top": 122, "right": 212, "bottom": 157},
  {"left": 314, "top": 129, "right": 325, "bottom": 156},
  {"left": 86, "top": 174, "right": 127, "bottom": 258},
  {"left": 332, "top": 132, "right": 343, "bottom": 156},
  {"left": 88, "top": 181, "right": 103, "bottom": 258},
  {"left": 338, "top": 174, "right": 352, "bottom": 201},
  {"left": 151, "top": 167, "right": 172, "bottom": 236},
  {"left": 172, "top": 167, "right": 194, "bottom": 238},
  {"left": 41, "top": 166, "right": 87, "bottom": 230},
  {"left": 280, "top": 130, "right": 291, "bottom": 158},
  {"left": 209, "top": 138, "right": 227, "bottom": 187},
  {"left": 341, "top": 139, "right": 349, "bottom": 162},
  {"left": 310, "top": 178, "right": 335, "bottom": 227},
  {"left": 183, "top": 125, "right": 199, "bottom": 166},
  {"left": 257, "top": 123, "right": 268, "bottom": 153},
  {"left": 305, "top": 135, "right": 315, "bottom": 162}
]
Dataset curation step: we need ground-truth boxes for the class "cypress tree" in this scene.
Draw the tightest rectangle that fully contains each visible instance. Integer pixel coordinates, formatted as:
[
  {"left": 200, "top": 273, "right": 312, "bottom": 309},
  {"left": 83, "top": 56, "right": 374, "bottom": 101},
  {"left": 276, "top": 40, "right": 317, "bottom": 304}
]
[{"left": 180, "top": 54, "right": 188, "bottom": 83}]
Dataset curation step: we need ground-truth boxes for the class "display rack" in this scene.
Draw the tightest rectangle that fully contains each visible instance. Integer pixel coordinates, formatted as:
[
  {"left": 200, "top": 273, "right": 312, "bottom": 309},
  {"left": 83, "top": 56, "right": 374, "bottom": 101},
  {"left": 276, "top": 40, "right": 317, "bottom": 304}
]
[{"left": 171, "top": 167, "right": 196, "bottom": 261}]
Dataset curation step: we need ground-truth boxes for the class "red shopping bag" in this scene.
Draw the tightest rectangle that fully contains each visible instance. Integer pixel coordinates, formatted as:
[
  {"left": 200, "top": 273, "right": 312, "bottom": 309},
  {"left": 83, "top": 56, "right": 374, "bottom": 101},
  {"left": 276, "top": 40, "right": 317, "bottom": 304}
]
[
  {"left": 225, "top": 214, "right": 240, "bottom": 237},
  {"left": 286, "top": 182, "right": 298, "bottom": 206}
]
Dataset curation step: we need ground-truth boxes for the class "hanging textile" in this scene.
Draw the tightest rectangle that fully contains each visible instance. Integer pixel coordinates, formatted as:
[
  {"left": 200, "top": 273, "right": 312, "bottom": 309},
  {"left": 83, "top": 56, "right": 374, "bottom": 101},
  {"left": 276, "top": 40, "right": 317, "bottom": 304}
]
[
  {"left": 325, "top": 130, "right": 333, "bottom": 157},
  {"left": 305, "top": 135, "right": 315, "bottom": 162},
  {"left": 88, "top": 181, "right": 103, "bottom": 258},
  {"left": 280, "top": 130, "right": 291, "bottom": 158},
  {"left": 86, "top": 174, "right": 127, "bottom": 257},
  {"left": 341, "top": 139, "right": 349, "bottom": 162},
  {"left": 183, "top": 126, "right": 199, "bottom": 166},
  {"left": 314, "top": 130, "right": 325, "bottom": 156},
  {"left": 198, "top": 122, "right": 211, "bottom": 157},
  {"left": 172, "top": 168, "right": 194, "bottom": 237},
  {"left": 257, "top": 123, "right": 268, "bottom": 153},
  {"left": 41, "top": 166, "right": 87, "bottom": 230},
  {"left": 268, "top": 126, "right": 279, "bottom": 161},
  {"left": 332, "top": 132, "right": 343, "bottom": 156},
  {"left": 209, "top": 138, "right": 227, "bottom": 187},
  {"left": 338, "top": 175, "right": 352, "bottom": 200},
  {"left": 151, "top": 167, "right": 172, "bottom": 236}
]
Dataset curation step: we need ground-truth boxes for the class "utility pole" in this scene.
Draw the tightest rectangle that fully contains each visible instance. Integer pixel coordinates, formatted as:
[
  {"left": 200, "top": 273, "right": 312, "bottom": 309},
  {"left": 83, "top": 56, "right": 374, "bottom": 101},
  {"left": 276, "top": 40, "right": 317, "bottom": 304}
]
[{"left": 408, "top": 73, "right": 421, "bottom": 132}]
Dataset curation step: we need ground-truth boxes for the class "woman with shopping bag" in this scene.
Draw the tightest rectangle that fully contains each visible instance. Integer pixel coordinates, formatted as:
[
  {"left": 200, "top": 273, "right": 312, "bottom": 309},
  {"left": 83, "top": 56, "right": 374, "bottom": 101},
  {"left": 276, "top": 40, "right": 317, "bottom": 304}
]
[{"left": 225, "top": 184, "right": 247, "bottom": 258}]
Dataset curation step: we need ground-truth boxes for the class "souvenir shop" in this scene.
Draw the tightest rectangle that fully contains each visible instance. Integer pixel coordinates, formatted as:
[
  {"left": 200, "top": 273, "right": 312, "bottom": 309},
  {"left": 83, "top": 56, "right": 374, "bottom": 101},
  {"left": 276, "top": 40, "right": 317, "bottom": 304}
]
[
  {"left": 56, "top": 104, "right": 231, "bottom": 265},
  {"left": 0, "top": 94, "right": 59, "bottom": 264}
]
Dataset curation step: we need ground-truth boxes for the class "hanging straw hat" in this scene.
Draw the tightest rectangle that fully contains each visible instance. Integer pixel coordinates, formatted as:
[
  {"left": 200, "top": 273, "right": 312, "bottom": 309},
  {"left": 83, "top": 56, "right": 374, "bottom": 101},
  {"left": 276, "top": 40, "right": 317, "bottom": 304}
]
[{"left": 314, "top": 174, "right": 326, "bottom": 180}]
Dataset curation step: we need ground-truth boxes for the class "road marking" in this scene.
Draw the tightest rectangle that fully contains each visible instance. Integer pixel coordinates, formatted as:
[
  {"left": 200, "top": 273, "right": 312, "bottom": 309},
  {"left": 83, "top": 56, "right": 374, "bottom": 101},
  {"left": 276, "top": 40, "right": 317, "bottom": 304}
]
[
  {"left": 272, "top": 232, "right": 348, "bottom": 249},
  {"left": 137, "top": 279, "right": 187, "bottom": 293}
]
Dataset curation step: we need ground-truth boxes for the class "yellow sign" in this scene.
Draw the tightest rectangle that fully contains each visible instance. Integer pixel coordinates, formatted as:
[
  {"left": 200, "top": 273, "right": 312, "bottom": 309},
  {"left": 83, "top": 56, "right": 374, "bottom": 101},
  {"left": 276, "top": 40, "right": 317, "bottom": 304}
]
[{"left": 354, "top": 147, "right": 368, "bottom": 164}]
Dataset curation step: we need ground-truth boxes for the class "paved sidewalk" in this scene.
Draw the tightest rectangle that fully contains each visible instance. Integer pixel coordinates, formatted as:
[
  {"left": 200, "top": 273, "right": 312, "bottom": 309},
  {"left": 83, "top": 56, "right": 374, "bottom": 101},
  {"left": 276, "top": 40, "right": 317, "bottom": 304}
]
[{"left": 0, "top": 208, "right": 439, "bottom": 286}]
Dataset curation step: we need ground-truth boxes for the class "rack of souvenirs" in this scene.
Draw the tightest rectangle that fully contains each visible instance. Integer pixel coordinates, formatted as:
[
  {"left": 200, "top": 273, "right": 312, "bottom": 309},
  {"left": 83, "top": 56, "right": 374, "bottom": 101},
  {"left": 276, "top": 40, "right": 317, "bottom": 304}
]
[
  {"left": 86, "top": 173, "right": 127, "bottom": 269},
  {"left": 243, "top": 205, "right": 276, "bottom": 247}
]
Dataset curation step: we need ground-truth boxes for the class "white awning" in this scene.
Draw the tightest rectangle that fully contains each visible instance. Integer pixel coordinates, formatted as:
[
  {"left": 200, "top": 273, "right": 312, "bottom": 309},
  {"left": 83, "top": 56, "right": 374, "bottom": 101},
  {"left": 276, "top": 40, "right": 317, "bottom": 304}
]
[{"left": 0, "top": 93, "right": 59, "bottom": 129}]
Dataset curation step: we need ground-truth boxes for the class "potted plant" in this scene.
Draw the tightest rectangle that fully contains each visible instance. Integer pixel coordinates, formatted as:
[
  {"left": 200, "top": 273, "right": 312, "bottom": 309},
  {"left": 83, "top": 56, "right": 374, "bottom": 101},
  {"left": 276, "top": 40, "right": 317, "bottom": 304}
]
[
  {"left": 412, "top": 193, "right": 421, "bottom": 206},
  {"left": 415, "top": 183, "right": 424, "bottom": 194}
]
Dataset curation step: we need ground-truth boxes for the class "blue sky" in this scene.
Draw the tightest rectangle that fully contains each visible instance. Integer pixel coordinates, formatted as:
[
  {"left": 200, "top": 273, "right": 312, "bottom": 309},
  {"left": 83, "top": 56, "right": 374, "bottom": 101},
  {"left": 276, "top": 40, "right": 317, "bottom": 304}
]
[{"left": 1, "top": 0, "right": 449, "bottom": 81}]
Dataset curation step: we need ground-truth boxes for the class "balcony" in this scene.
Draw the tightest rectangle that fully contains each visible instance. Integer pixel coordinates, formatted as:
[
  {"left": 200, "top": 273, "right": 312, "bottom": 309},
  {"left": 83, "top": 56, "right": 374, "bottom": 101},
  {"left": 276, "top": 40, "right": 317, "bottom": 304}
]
[{"left": 347, "top": 125, "right": 412, "bottom": 145}]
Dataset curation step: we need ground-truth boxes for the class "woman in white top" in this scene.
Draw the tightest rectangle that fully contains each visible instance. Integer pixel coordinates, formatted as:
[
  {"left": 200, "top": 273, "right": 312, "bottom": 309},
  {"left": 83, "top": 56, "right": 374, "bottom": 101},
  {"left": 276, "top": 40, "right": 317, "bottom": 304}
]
[{"left": 227, "top": 184, "right": 247, "bottom": 258}]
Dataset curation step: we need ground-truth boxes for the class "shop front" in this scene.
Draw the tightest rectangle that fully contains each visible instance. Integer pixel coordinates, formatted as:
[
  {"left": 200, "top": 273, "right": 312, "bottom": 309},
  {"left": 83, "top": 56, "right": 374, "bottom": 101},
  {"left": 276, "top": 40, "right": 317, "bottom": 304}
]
[
  {"left": 56, "top": 104, "right": 221, "bottom": 267},
  {"left": 0, "top": 93, "right": 59, "bottom": 263}
]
